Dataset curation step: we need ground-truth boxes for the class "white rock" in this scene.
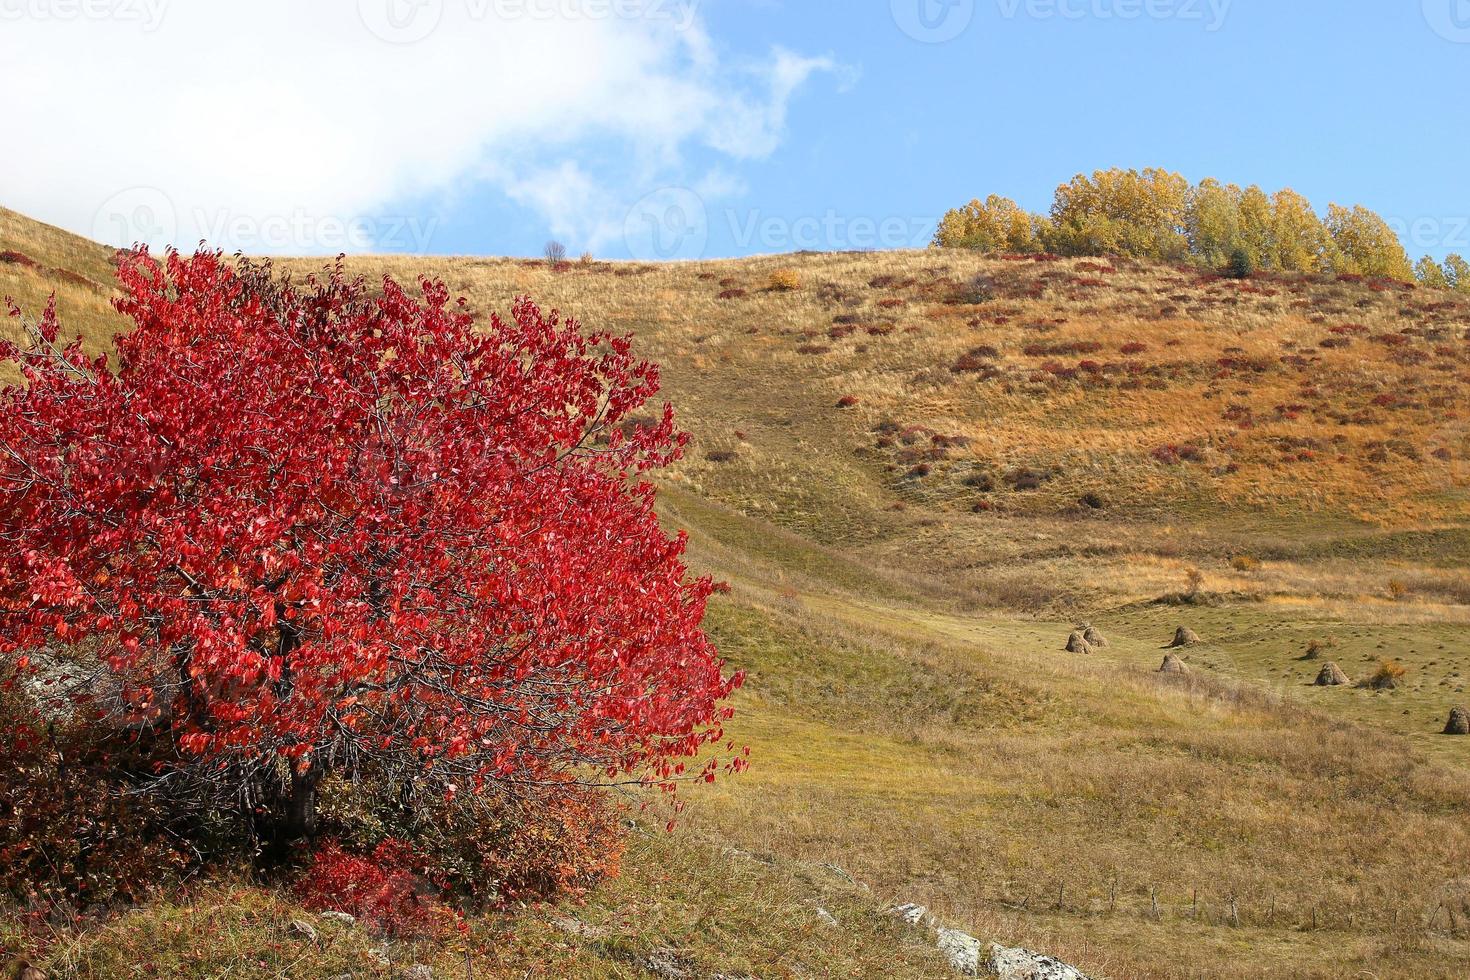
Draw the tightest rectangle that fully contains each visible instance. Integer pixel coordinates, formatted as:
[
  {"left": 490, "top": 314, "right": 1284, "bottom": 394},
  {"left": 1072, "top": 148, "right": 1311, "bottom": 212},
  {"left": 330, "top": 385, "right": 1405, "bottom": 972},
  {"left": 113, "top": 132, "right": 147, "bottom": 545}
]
[
  {"left": 287, "top": 919, "right": 318, "bottom": 942},
  {"left": 888, "top": 903, "right": 929, "bottom": 926},
  {"left": 987, "top": 942, "right": 1091, "bottom": 980},
  {"left": 936, "top": 927, "right": 983, "bottom": 976},
  {"left": 318, "top": 910, "right": 356, "bottom": 926},
  {"left": 405, "top": 966, "right": 433, "bottom": 980},
  {"left": 815, "top": 907, "right": 839, "bottom": 927}
]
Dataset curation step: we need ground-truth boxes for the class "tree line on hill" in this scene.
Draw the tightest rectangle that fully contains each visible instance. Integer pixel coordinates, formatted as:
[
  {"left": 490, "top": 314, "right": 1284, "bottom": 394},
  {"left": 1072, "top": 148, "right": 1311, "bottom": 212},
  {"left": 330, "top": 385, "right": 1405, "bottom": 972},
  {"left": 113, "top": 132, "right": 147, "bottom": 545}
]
[{"left": 932, "top": 168, "right": 1470, "bottom": 289}]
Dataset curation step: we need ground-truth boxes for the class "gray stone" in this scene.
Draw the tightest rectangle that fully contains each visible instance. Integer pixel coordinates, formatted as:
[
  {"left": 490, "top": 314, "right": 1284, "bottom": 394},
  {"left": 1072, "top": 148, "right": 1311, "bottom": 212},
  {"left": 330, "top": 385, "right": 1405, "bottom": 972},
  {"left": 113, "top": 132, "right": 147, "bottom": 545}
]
[
  {"left": 936, "top": 927, "right": 983, "bottom": 976},
  {"left": 887, "top": 903, "right": 929, "bottom": 926},
  {"left": 644, "top": 949, "right": 690, "bottom": 979},
  {"left": 287, "top": 919, "right": 318, "bottom": 942},
  {"left": 318, "top": 910, "right": 356, "bottom": 926},
  {"left": 405, "top": 966, "right": 434, "bottom": 980},
  {"left": 987, "top": 942, "right": 1091, "bottom": 980}
]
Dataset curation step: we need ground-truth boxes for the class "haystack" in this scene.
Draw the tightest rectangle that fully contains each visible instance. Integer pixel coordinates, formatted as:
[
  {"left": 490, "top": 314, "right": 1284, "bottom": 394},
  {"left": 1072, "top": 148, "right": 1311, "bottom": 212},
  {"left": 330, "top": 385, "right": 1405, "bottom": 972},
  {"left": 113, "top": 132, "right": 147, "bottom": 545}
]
[
  {"left": 1167, "top": 626, "right": 1201, "bottom": 648},
  {"left": 1159, "top": 653, "right": 1188, "bottom": 674},
  {"left": 1315, "top": 662, "right": 1350, "bottom": 687},
  {"left": 1082, "top": 625, "right": 1108, "bottom": 648},
  {"left": 1065, "top": 631, "right": 1093, "bottom": 655},
  {"left": 1443, "top": 706, "right": 1469, "bottom": 736}
]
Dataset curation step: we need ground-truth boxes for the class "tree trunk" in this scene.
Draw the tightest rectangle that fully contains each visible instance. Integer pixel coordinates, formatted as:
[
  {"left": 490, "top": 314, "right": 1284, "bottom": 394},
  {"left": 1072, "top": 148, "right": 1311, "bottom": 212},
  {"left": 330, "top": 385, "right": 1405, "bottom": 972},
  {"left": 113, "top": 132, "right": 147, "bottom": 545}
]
[{"left": 283, "top": 762, "right": 323, "bottom": 841}]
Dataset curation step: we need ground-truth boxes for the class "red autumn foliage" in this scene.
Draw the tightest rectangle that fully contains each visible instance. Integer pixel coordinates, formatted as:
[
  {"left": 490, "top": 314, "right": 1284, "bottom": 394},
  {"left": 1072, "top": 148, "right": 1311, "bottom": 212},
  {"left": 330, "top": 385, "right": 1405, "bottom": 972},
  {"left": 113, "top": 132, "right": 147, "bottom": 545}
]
[
  {"left": 295, "top": 839, "right": 458, "bottom": 939},
  {"left": 0, "top": 250, "right": 743, "bottom": 838}
]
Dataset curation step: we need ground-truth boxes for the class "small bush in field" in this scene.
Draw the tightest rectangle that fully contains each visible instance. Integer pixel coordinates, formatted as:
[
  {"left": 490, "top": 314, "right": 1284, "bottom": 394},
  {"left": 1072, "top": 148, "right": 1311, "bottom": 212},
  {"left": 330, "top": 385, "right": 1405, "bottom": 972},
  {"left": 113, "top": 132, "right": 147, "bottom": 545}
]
[
  {"left": 1226, "top": 248, "right": 1256, "bottom": 279},
  {"left": 1230, "top": 555, "right": 1261, "bottom": 572},
  {"left": 717, "top": 288, "right": 748, "bottom": 300},
  {"left": 543, "top": 240, "right": 568, "bottom": 266},
  {"left": 706, "top": 449, "right": 738, "bottom": 463},
  {"left": 767, "top": 268, "right": 802, "bottom": 292},
  {"left": 431, "top": 788, "right": 626, "bottom": 905},
  {"left": 1120, "top": 341, "right": 1148, "bottom": 355},
  {"left": 1303, "top": 638, "right": 1334, "bottom": 660},
  {"left": 1387, "top": 578, "right": 1409, "bottom": 600},
  {"left": 1184, "top": 567, "right": 1205, "bottom": 596},
  {"left": 1362, "top": 659, "right": 1407, "bottom": 691},
  {"left": 295, "top": 839, "right": 458, "bottom": 939},
  {"left": 0, "top": 690, "right": 191, "bottom": 910},
  {"left": 836, "top": 395, "right": 859, "bottom": 408}
]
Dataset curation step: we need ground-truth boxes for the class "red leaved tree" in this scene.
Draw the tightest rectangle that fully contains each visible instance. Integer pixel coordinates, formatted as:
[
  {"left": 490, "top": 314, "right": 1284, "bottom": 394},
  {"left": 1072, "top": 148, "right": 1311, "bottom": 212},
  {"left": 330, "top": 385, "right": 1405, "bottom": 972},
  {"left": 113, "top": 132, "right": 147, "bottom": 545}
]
[{"left": 0, "top": 250, "right": 742, "bottom": 842}]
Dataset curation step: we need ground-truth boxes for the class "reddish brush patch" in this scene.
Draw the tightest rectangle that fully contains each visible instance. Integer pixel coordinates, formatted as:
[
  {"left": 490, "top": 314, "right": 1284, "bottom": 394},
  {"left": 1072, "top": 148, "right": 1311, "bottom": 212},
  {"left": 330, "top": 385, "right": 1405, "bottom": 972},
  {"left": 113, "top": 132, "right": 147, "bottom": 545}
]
[
  {"left": 296, "top": 840, "right": 458, "bottom": 940},
  {"left": 1152, "top": 444, "right": 1204, "bottom": 465},
  {"left": 876, "top": 298, "right": 906, "bottom": 309},
  {"left": 0, "top": 250, "right": 36, "bottom": 267},
  {"left": 717, "top": 288, "right": 747, "bottom": 300},
  {"left": 1025, "top": 340, "right": 1104, "bottom": 357},
  {"left": 1120, "top": 341, "right": 1148, "bottom": 355},
  {"left": 836, "top": 395, "right": 859, "bottom": 408}
]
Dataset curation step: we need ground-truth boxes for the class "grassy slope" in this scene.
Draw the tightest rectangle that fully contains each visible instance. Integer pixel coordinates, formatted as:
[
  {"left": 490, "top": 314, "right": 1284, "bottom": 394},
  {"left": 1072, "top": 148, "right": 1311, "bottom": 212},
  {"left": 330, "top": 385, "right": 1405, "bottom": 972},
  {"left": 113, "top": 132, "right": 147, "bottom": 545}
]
[{"left": 2, "top": 216, "right": 1470, "bottom": 978}]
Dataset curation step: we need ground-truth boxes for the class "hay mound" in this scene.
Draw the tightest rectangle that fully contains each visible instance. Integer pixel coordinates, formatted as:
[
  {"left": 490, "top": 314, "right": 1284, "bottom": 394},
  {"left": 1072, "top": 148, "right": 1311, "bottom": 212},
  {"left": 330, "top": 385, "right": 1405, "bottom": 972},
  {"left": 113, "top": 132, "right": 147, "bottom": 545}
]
[
  {"left": 1167, "top": 626, "right": 1201, "bottom": 648},
  {"left": 1159, "top": 653, "right": 1189, "bottom": 674},
  {"left": 1065, "top": 631, "right": 1093, "bottom": 655},
  {"left": 1315, "top": 662, "right": 1350, "bottom": 687},
  {"left": 1443, "top": 707, "right": 1469, "bottom": 736},
  {"left": 1082, "top": 625, "right": 1108, "bottom": 649}
]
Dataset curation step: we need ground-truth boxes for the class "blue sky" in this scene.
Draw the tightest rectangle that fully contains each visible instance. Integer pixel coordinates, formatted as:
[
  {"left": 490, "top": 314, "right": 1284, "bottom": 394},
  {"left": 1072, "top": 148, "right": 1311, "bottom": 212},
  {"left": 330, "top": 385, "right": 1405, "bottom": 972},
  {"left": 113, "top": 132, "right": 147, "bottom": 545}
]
[{"left": 3, "top": 0, "right": 1467, "bottom": 260}]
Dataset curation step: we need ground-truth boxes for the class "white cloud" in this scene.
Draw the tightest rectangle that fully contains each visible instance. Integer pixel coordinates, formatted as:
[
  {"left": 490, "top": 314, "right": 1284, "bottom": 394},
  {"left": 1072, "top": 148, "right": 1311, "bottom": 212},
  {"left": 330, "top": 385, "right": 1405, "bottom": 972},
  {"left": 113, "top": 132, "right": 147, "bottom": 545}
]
[{"left": 0, "top": 0, "right": 838, "bottom": 254}]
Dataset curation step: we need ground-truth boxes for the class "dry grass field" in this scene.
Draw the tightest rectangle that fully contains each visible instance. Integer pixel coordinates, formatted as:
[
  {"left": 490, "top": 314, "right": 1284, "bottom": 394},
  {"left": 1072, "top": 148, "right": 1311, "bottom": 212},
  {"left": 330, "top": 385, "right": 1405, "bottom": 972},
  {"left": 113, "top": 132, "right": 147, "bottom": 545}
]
[{"left": 3, "top": 208, "right": 1469, "bottom": 978}]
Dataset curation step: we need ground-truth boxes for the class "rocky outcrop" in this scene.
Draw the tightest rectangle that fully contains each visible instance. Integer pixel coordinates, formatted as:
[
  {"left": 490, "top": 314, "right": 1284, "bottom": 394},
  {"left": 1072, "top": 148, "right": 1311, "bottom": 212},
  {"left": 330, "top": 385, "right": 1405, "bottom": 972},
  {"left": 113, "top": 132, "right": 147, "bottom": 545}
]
[
  {"left": 886, "top": 904, "right": 1090, "bottom": 979},
  {"left": 987, "top": 943, "right": 1092, "bottom": 980},
  {"left": 937, "top": 927, "right": 984, "bottom": 975}
]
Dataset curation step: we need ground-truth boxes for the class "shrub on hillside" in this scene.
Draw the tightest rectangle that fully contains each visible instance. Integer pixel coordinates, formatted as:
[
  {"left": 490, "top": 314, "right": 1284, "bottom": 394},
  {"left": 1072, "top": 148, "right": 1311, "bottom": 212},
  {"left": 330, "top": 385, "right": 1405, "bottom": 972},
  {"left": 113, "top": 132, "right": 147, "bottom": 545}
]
[
  {"left": 0, "top": 251, "right": 743, "bottom": 863},
  {"left": 767, "top": 268, "right": 801, "bottom": 292},
  {"left": 0, "top": 685, "right": 191, "bottom": 909},
  {"left": 295, "top": 839, "right": 459, "bottom": 940}
]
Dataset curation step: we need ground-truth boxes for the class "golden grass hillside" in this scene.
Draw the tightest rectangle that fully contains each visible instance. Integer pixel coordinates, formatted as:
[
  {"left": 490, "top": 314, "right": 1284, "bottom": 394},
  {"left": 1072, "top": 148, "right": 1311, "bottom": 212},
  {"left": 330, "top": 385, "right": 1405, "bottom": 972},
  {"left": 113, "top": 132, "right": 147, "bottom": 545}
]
[{"left": 2, "top": 210, "right": 1469, "bottom": 979}]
